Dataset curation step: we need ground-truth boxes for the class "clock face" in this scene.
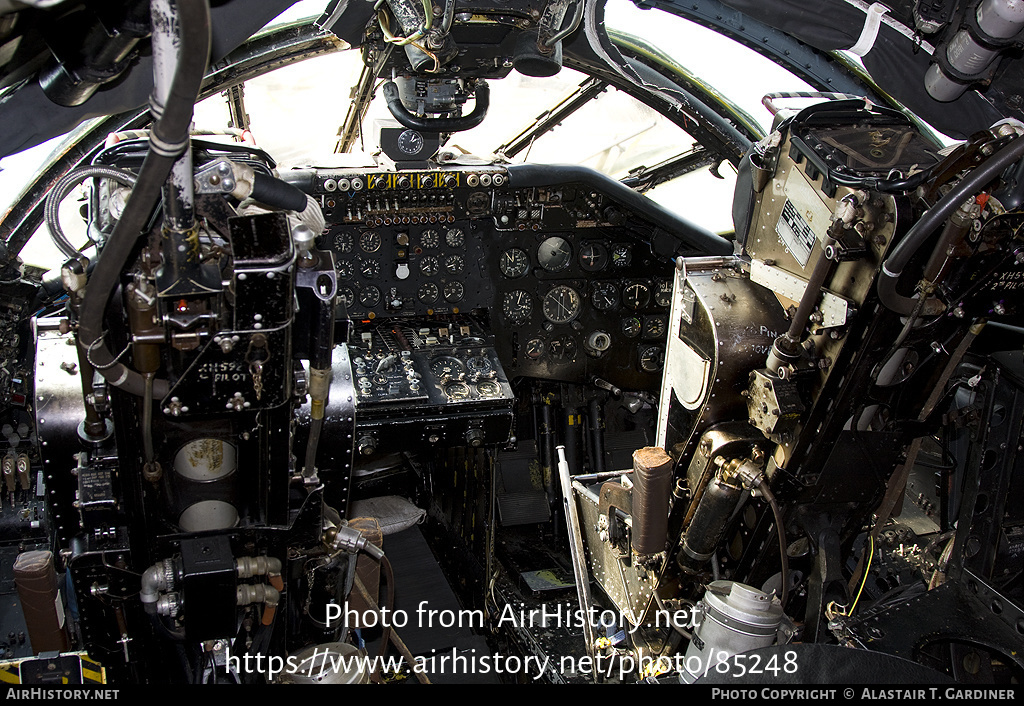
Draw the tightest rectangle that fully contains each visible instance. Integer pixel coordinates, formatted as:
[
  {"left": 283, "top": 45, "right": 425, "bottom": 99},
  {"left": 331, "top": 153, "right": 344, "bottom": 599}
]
[{"left": 397, "top": 129, "right": 424, "bottom": 156}]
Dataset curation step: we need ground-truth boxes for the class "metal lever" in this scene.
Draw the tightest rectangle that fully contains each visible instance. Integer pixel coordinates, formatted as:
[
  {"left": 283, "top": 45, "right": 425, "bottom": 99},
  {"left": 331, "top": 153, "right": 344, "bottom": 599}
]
[{"left": 556, "top": 445, "right": 597, "bottom": 665}]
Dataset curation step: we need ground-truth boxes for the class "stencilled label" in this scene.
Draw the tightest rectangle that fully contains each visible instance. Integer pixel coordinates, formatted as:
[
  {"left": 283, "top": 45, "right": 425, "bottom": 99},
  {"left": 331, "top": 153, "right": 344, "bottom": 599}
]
[{"left": 776, "top": 199, "right": 816, "bottom": 267}]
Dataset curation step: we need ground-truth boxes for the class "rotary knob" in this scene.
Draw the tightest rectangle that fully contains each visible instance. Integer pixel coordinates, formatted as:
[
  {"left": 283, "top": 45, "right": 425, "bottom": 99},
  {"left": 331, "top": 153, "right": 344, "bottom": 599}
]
[
  {"left": 464, "top": 428, "right": 485, "bottom": 448},
  {"left": 357, "top": 434, "right": 378, "bottom": 456}
]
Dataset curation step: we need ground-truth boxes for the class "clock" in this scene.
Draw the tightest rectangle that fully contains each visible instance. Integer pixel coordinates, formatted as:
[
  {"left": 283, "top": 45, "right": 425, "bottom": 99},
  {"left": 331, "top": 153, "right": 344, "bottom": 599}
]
[
  {"left": 377, "top": 119, "right": 440, "bottom": 164},
  {"left": 397, "top": 129, "right": 424, "bottom": 156}
]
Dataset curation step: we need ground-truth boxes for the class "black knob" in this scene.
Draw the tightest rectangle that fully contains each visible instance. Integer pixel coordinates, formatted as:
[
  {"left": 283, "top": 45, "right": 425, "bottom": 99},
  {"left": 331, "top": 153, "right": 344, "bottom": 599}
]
[
  {"left": 465, "top": 428, "right": 485, "bottom": 447},
  {"left": 357, "top": 434, "right": 378, "bottom": 456}
]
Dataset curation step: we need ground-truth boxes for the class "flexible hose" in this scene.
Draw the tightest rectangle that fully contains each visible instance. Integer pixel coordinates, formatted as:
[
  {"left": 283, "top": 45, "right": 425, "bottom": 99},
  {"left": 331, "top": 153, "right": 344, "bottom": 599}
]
[
  {"left": 759, "top": 484, "right": 789, "bottom": 609},
  {"left": 878, "top": 134, "right": 1024, "bottom": 315},
  {"left": 45, "top": 165, "right": 138, "bottom": 259},
  {"left": 77, "top": 0, "right": 210, "bottom": 399}
]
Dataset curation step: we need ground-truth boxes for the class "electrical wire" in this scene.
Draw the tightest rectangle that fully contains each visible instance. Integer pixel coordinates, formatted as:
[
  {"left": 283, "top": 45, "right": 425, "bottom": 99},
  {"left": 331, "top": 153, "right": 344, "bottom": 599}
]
[
  {"left": 828, "top": 536, "right": 876, "bottom": 619},
  {"left": 376, "top": 0, "right": 434, "bottom": 46},
  {"left": 847, "top": 534, "right": 874, "bottom": 616}
]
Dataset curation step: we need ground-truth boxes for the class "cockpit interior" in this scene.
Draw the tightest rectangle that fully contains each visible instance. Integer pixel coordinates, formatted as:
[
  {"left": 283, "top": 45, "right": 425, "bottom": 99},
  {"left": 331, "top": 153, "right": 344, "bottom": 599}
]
[{"left": 0, "top": 0, "right": 1023, "bottom": 686}]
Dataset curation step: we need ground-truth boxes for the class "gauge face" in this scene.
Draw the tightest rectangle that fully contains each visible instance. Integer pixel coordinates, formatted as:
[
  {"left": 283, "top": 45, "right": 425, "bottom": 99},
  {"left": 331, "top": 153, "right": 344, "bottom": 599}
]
[
  {"left": 611, "top": 244, "right": 632, "bottom": 268},
  {"left": 543, "top": 285, "right": 581, "bottom": 324},
  {"left": 538, "top": 236, "right": 572, "bottom": 272},
  {"left": 359, "top": 230, "right": 381, "bottom": 253},
  {"left": 622, "top": 282, "right": 650, "bottom": 310},
  {"left": 500, "top": 248, "right": 530, "bottom": 278},
  {"left": 524, "top": 338, "right": 544, "bottom": 360},
  {"left": 359, "top": 285, "right": 380, "bottom": 308},
  {"left": 397, "top": 129, "right": 424, "bottom": 155},
  {"left": 548, "top": 335, "right": 577, "bottom": 361},
  {"left": 502, "top": 290, "right": 532, "bottom": 324},
  {"left": 476, "top": 380, "right": 501, "bottom": 397},
  {"left": 579, "top": 242, "right": 609, "bottom": 272},
  {"left": 337, "top": 286, "right": 355, "bottom": 308},
  {"left": 419, "top": 255, "right": 439, "bottom": 276},
  {"left": 418, "top": 282, "right": 439, "bottom": 304},
  {"left": 420, "top": 229, "right": 439, "bottom": 249},
  {"left": 333, "top": 230, "right": 353, "bottom": 253},
  {"left": 444, "top": 254, "right": 465, "bottom": 275},
  {"left": 335, "top": 259, "right": 354, "bottom": 279},
  {"left": 431, "top": 357, "right": 464, "bottom": 380},
  {"left": 654, "top": 279, "right": 673, "bottom": 308},
  {"left": 644, "top": 316, "right": 667, "bottom": 338},
  {"left": 444, "top": 381, "right": 472, "bottom": 400},
  {"left": 591, "top": 281, "right": 619, "bottom": 311},
  {"left": 621, "top": 316, "right": 641, "bottom": 338},
  {"left": 357, "top": 257, "right": 380, "bottom": 279},
  {"left": 443, "top": 281, "right": 464, "bottom": 303},
  {"left": 445, "top": 228, "right": 465, "bottom": 248},
  {"left": 467, "top": 355, "right": 492, "bottom": 375},
  {"left": 639, "top": 345, "right": 665, "bottom": 373}
]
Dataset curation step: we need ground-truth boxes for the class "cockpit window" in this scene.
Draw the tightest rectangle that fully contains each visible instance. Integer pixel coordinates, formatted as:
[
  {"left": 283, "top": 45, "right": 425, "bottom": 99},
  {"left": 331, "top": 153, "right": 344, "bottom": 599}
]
[{"left": 604, "top": 0, "right": 816, "bottom": 135}]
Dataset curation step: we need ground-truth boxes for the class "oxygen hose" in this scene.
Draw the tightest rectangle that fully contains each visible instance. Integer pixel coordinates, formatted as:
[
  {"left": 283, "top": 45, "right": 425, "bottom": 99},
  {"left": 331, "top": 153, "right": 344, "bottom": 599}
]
[
  {"left": 77, "top": 0, "right": 211, "bottom": 399},
  {"left": 878, "top": 133, "right": 1024, "bottom": 316}
]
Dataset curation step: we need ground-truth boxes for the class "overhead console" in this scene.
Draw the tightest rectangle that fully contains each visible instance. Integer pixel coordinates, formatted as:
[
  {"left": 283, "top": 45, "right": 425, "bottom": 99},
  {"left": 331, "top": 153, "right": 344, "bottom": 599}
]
[{"left": 287, "top": 162, "right": 729, "bottom": 392}]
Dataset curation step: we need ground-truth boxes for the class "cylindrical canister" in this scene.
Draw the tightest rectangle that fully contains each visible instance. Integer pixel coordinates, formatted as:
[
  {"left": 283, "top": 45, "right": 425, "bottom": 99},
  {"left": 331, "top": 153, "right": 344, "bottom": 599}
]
[{"left": 14, "top": 550, "right": 69, "bottom": 653}]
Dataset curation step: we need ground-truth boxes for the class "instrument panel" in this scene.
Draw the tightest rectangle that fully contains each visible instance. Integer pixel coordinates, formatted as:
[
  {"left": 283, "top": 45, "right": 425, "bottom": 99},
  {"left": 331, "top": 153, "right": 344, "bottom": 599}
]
[{"left": 301, "top": 164, "right": 685, "bottom": 390}]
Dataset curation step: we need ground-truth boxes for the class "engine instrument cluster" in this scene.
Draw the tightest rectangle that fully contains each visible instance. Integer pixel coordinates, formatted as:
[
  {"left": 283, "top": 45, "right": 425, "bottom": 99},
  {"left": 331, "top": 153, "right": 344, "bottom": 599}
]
[{"left": 347, "top": 315, "right": 515, "bottom": 454}]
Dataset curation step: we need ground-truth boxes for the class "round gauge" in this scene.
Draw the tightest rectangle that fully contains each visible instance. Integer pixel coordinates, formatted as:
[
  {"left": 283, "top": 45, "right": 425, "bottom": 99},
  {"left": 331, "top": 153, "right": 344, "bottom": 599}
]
[
  {"left": 420, "top": 229, "right": 440, "bottom": 249},
  {"left": 611, "top": 244, "right": 632, "bottom": 268},
  {"left": 638, "top": 345, "right": 665, "bottom": 373},
  {"left": 398, "top": 129, "right": 425, "bottom": 155},
  {"left": 542, "top": 285, "right": 581, "bottom": 324},
  {"left": 443, "top": 281, "right": 464, "bottom": 303},
  {"left": 579, "top": 243, "right": 609, "bottom": 272},
  {"left": 333, "top": 230, "right": 353, "bottom": 253},
  {"left": 654, "top": 279, "right": 673, "bottom": 308},
  {"left": 359, "top": 285, "right": 380, "bottom": 308},
  {"left": 502, "top": 290, "right": 533, "bottom": 324},
  {"left": 418, "top": 282, "right": 439, "bottom": 304},
  {"left": 445, "top": 227, "right": 465, "bottom": 248},
  {"left": 467, "top": 355, "right": 492, "bottom": 375},
  {"left": 644, "top": 316, "right": 666, "bottom": 338},
  {"left": 337, "top": 286, "right": 355, "bottom": 308},
  {"left": 548, "top": 335, "right": 577, "bottom": 361},
  {"left": 477, "top": 380, "right": 501, "bottom": 397},
  {"left": 500, "top": 248, "right": 530, "bottom": 278},
  {"left": 335, "top": 259, "right": 354, "bottom": 279},
  {"left": 591, "top": 281, "right": 619, "bottom": 311},
  {"left": 538, "top": 236, "right": 572, "bottom": 272},
  {"left": 444, "top": 254, "right": 465, "bottom": 275},
  {"left": 444, "top": 381, "right": 472, "bottom": 400},
  {"left": 524, "top": 338, "right": 544, "bottom": 360},
  {"left": 621, "top": 316, "right": 641, "bottom": 338},
  {"left": 622, "top": 282, "right": 651, "bottom": 310},
  {"left": 431, "top": 357, "right": 465, "bottom": 380},
  {"left": 359, "top": 230, "right": 381, "bottom": 253},
  {"left": 357, "top": 257, "right": 380, "bottom": 279},
  {"left": 419, "top": 255, "right": 439, "bottom": 276}
]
